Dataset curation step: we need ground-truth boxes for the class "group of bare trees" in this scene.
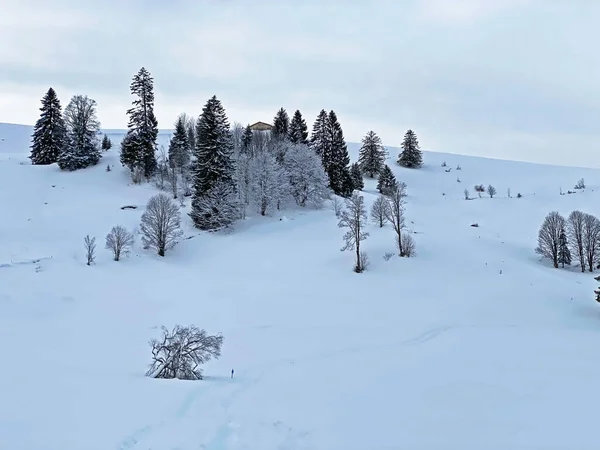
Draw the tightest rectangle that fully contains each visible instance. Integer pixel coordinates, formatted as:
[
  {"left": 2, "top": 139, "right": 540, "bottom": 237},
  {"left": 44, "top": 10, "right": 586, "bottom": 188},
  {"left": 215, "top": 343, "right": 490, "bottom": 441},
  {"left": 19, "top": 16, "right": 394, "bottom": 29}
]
[{"left": 536, "top": 210, "right": 600, "bottom": 271}]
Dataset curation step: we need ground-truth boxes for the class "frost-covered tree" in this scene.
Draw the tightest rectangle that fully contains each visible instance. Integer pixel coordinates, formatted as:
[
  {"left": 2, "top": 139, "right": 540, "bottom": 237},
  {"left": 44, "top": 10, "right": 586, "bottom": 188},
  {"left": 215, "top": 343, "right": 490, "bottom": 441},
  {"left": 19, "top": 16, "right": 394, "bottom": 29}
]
[
  {"left": 567, "top": 210, "right": 586, "bottom": 272},
  {"left": 84, "top": 234, "right": 96, "bottom": 266},
  {"left": 558, "top": 226, "right": 571, "bottom": 268},
  {"left": 370, "top": 195, "right": 389, "bottom": 228},
  {"left": 338, "top": 191, "right": 370, "bottom": 273},
  {"left": 397, "top": 129, "right": 423, "bottom": 168},
  {"left": 140, "top": 193, "right": 183, "bottom": 257},
  {"left": 309, "top": 109, "right": 328, "bottom": 159},
  {"left": 377, "top": 164, "right": 398, "bottom": 196},
  {"left": 168, "top": 115, "right": 190, "bottom": 173},
  {"left": 190, "top": 181, "right": 239, "bottom": 231},
  {"left": 146, "top": 325, "right": 223, "bottom": 380},
  {"left": 289, "top": 110, "right": 309, "bottom": 145},
  {"left": 384, "top": 182, "right": 408, "bottom": 256},
  {"left": 358, "top": 130, "right": 387, "bottom": 178},
  {"left": 190, "top": 96, "right": 237, "bottom": 230},
  {"left": 283, "top": 143, "right": 329, "bottom": 207},
  {"left": 120, "top": 67, "right": 158, "bottom": 181},
  {"left": 536, "top": 211, "right": 565, "bottom": 268},
  {"left": 105, "top": 225, "right": 134, "bottom": 261},
  {"left": 272, "top": 107, "right": 290, "bottom": 140},
  {"left": 101, "top": 134, "right": 112, "bottom": 151},
  {"left": 325, "top": 111, "right": 353, "bottom": 197},
  {"left": 487, "top": 184, "right": 497, "bottom": 198},
  {"left": 582, "top": 213, "right": 600, "bottom": 272},
  {"left": 249, "top": 150, "right": 289, "bottom": 216},
  {"left": 241, "top": 124, "right": 253, "bottom": 153},
  {"left": 30, "top": 88, "right": 67, "bottom": 165}
]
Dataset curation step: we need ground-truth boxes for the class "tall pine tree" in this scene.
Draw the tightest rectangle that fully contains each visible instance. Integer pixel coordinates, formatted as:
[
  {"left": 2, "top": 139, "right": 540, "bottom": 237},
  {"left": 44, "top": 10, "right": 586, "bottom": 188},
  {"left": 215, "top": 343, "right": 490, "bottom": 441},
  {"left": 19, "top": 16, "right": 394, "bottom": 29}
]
[
  {"left": 190, "top": 95, "right": 238, "bottom": 230},
  {"left": 377, "top": 164, "right": 398, "bottom": 195},
  {"left": 309, "top": 109, "right": 328, "bottom": 159},
  {"left": 101, "top": 134, "right": 112, "bottom": 151},
  {"left": 168, "top": 115, "right": 190, "bottom": 172},
  {"left": 289, "top": 110, "right": 309, "bottom": 145},
  {"left": 397, "top": 129, "right": 423, "bottom": 168},
  {"left": 29, "top": 88, "right": 67, "bottom": 165},
  {"left": 272, "top": 107, "right": 290, "bottom": 140},
  {"left": 358, "top": 130, "right": 387, "bottom": 177},
  {"left": 350, "top": 162, "right": 364, "bottom": 191},
  {"left": 325, "top": 111, "right": 353, "bottom": 197},
  {"left": 241, "top": 124, "right": 253, "bottom": 153},
  {"left": 558, "top": 226, "right": 572, "bottom": 268},
  {"left": 120, "top": 67, "right": 159, "bottom": 181}
]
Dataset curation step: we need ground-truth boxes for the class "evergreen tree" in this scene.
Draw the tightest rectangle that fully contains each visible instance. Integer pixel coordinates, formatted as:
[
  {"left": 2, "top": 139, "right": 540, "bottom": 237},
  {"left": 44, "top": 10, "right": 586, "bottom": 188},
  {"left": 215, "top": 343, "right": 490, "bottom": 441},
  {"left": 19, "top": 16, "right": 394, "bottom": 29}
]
[
  {"left": 325, "top": 111, "right": 352, "bottom": 197},
  {"left": 241, "top": 124, "right": 253, "bottom": 153},
  {"left": 190, "top": 95, "right": 237, "bottom": 230},
  {"left": 377, "top": 164, "right": 398, "bottom": 195},
  {"left": 168, "top": 116, "right": 190, "bottom": 171},
  {"left": 397, "top": 129, "right": 423, "bottom": 168},
  {"left": 289, "top": 110, "right": 309, "bottom": 145},
  {"left": 101, "top": 134, "right": 112, "bottom": 151},
  {"left": 309, "top": 109, "right": 328, "bottom": 159},
  {"left": 558, "top": 226, "right": 572, "bottom": 268},
  {"left": 358, "top": 130, "right": 386, "bottom": 177},
  {"left": 120, "top": 67, "right": 159, "bottom": 180},
  {"left": 58, "top": 95, "right": 102, "bottom": 171},
  {"left": 350, "top": 162, "right": 364, "bottom": 191},
  {"left": 29, "top": 87, "right": 67, "bottom": 165},
  {"left": 272, "top": 107, "right": 290, "bottom": 140}
]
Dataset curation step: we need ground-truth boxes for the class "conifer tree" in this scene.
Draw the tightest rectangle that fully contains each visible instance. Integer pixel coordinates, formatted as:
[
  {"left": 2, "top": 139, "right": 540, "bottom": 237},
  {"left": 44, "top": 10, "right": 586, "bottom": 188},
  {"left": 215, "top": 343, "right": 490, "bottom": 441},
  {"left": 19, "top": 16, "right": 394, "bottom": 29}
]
[
  {"left": 289, "top": 110, "right": 309, "bottom": 145},
  {"left": 120, "top": 67, "right": 158, "bottom": 181},
  {"left": 309, "top": 109, "right": 329, "bottom": 159},
  {"left": 190, "top": 95, "right": 238, "bottom": 230},
  {"left": 241, "top": 124, "right": 253, "bottom": 153},
  {"left": 350, "top": 162, "right": 364, "bottom": 191},
  {"left": 101, "top": 134, "right": 112, "bottom": 151},
  {"left": 325, "top": 111, "right": 353, "bottom": 197},
  {"left": 358, "top": 130, "right": 387, "bottom": 177},
  {"left": 272, "top": 107, "right": 290, "bottom": 140},
  {"left": 168, "top": 115, "right": 190, "bottom": 172},
  {"left": 558, "top": 226, "right": 572, "bottom": 268},
  {"left": 377, "top": 164, "right": 398, "bottom": 195},
  {"left": 29, "top": 88, "right": 67, "bottom": 165},
  {"left": 397, "top": 129, "right": 423, "bottom": 168}
]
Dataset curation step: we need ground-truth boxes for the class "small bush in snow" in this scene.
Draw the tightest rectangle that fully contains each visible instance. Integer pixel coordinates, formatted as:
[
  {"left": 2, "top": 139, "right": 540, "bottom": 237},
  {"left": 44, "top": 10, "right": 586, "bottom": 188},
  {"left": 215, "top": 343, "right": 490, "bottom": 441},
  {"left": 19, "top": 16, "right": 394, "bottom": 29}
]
[
  {"left": 441, "top": 161, "right": 447, "bottom": 167},
  {"left": 575, "top": 178, "right": 586, "bottom": 189},
  {"left": 507, "top": 188, "right": 511, "bottom": 198},
  {"left": 399, "top": 232, "right": 416, "bottom": 257},
  {"left": 383, "top": 252, "right": 394, "bottom": 261},
  {"left": 141, "top": 193, "right": 183, "bottom": 257},
  {"left": 105, "top": 225, "right": 134, "bottom": 261},
  {"left": 474, "top": 184, "right": 485, "bottom": 198},
  {"left": 146, "top": 325, "right": 223, "bottom": 380},
  {"left": 517, "top": 192, "right": 522, "bottom": 198},
  {"left": 464, "top": 188, "right": 470, "bottom": 200},
  {"left": 84, "top": 234, "right": 96, "bottom": 266},
  {"left": 106, "top": 164, "right": 111, "bottom": 172},
  {"left": 487, "top": 184, "right": 497, "bottom": 198},
  {"left": 456, "top": 164, "right": 462, "bottom": 170}
]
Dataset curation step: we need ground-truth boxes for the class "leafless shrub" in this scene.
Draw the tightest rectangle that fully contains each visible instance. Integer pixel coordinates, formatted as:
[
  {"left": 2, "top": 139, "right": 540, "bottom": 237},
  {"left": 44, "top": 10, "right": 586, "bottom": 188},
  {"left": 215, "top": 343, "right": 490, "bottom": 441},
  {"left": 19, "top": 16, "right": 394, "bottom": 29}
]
[
  {"left": 84, "top": 235, "right": 96, "bottom": 266},
  {"left": 400, "top": 232, "right": 416, "bottom": 257},
  {"left": 456, "top": 164, "right": 462, "bottom": 170},
  {"left": 140, "top": 193, "right": 183, "bottom": 257},
  {"left": 370, "top": 196, "right": 389, "bottom": 227},
  {"left": 487, "top": 184, "right": 497, "bottom": 198},
  {"left": 441, "top": 161, "right": 447, "bottom": 167},
  {"left": 132, "top": 166, "right": 144, "bottom": 184},
  {"left": 338, "top": 192, "right": 369, "bottom": 273},
  {"left": 507, "top": 188, "right": 511, "bottom": 198},
  {"left": 456, "top": 176, "right": 461, "bottom": 183},
  {"left": 583, "top": 213, "right": 600, "bottom": 272},
  {"left": 106, "top": 164, "right": 111, "bottom": 172},
  {"left": 357, "top": 251, "right": 370, "bottom": 273},
  {"left": 464, "top": 188, "right": 470, "bottom": 200},
  {"left": 567, "top": 210, "right": 586, "bottom": 272},
  {"left": 474, "top": 184, "right": 485, "bottom": 198},
  {"left": 575, "top": 178, "right": 586, "bottom": 189},
  {"left": 536, "top": 211, "right": 565, "bottom": 268},
  {"left": 105, "top": 225, "right": 134, "bottom": 261},
  {"left": 146, "top": 325, "right": 223, "bottom": 380},
  {"left": 383, "top": 252, "right": 394, "bottom": 261},
  {"left": 517, "top": 192, "right": 522, "bottom": 198}
]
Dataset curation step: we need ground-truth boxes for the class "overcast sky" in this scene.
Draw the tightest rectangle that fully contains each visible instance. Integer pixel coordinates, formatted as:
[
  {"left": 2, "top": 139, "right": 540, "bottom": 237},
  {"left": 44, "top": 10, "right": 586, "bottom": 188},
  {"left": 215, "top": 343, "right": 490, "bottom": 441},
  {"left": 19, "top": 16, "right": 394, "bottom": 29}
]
[{"left": 1, "top": 0, "right": 599, "bottom": 166}]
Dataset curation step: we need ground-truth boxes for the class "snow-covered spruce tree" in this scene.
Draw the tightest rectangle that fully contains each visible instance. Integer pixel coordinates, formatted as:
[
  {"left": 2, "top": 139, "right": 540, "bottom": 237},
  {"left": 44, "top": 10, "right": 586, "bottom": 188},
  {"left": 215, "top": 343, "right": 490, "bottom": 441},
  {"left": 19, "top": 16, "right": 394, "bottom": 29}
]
[
  {"left": 283, "top": 143, "right": 329, "bottom": 207},
  {"left": 350, "top": 162, "right": 364, "bottom": 191},
  {"left": 582, "top": 213, "right": 600, "bottom": 272},
  {"left": 558, "top": 225, "right": 571, "bottom": 268},
  {"left": 272, "top": 107, "right": 290, "bottom": 141},
  {"left": 58, "top": 95, "right": 102, "bottom": 171},
  {"left": 325, "top": 111, "right": 353, "bottom": 197},
  {"left": 377, "top": 164, "right": 398, "bottom": 195},
  {"left": 397, "top": 129, "right": 423, "bottom": 169},
  {"left": 29, "top": 87, "right": 67, "bottom": 165},
  {"left": 101, "top": 134, "right": 112, "bottom": 151},
  {"left": 370, "top": 195, "right": 389, "bottom": 228},
  {"left": 383, "top": 182, "right": 408, "bottom": 256},
  {"left": 120, "top": 67, "right": 158, "bottom": 181},
  {"left": 190, "top": 96, "right": 238, "bottom": 230},
  {"left": 567, "top": 210, "right": 586, "bottom": 272},
  {"left": 358, "top": 130, "right": 387, "bottom": 178},
  {"left": 168, "top": 115, "right": 191, "bottom": 174},
  {"left": 140, "top": 193, "right": 183, "bottom": 257},
  {"left": 289, "top": 109, "right": 309, "bottom": 145},
  {"left": 241, "top": 124, "right": 253, "bottom": 154},
  {"left": 338, "top": 191, "right": 370, "bottom": 273},
  {"left": 535, "top": 211, "right": 565, "bottom": 268},
  {"left": 249, "top": 150, "right": 289, "bottom": 216},
  {"left": 309, "top": 109, "right": 329, "bottom": 159}
]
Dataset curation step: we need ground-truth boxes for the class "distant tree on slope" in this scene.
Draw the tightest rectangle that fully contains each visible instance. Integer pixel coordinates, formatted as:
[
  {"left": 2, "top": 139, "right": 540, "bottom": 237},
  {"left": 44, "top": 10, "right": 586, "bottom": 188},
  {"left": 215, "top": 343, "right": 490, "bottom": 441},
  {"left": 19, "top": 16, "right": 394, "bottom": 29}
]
[
  {"left": 338, "top": 191, "right": 369, "bottom": 273},
  {"left": 141, "top": 193, "right": 183, "bottom": 257},
  {"left": 377, "top": 164, "right": 398, "bottom": 196},
  {"left": 582, "top": 213, "right": 600, "bottom": 272},
  {"left": 289, "top": 110, "right": 309, "bottom": 145},
  {"left": 30, "top": 87, "right": 67, "bottom": 165},
  {"left": 558, "top": 226, "right": 571, "bottom": 268},
  {"left": 358, "top": 130, "right": 387, "bottom": 178},
  {"left": 350, "top": 162, "right": 364, "bottom": 191},
  {"left": 567, "top": 210, "right": 586, "bottom": 272},
  {"left": 397, "top": 129, "right": 423, "bottom": 169},
  {"left": 536, "top": 211, "right": 565, "bottom": 268},
  {"left": 101, "top": 134, "right": 112, "bottom": 151},
  {"left": 272, "top": 107, "right": 290, "bottom": 141}
]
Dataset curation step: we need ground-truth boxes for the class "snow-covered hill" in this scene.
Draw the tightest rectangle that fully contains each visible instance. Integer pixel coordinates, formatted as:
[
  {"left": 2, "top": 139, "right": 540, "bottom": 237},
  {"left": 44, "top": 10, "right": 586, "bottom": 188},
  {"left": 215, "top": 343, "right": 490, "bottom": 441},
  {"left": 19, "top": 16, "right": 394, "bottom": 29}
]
[{"left": 2, "top": 121, "right": 600, "bottom": 450}]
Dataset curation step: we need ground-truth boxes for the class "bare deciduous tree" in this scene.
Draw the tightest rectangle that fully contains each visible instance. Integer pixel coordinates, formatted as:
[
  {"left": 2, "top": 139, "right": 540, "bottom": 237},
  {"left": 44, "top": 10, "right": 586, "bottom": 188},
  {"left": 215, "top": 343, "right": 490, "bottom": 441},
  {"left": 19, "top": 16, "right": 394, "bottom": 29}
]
[
  {"left": 105, "top": 225, "right": 134, "bottom": 261},
  {"left": 582, "top": 213, "right": 600, "bottom": 272},
  {"left": 84, "top": 234, "right": 96, "bottom": 266},
  {"left": 370, "top": 195, "right": 389, "bottom": 228},
  {"left": 338, "top": 191, "right": 370, "bottom": 273},
  {"left": 567, "top": 210, "right": 586, "bottom": 272},
  {"left": 140, "top": 193, "right": 183, "bottom": 257},
  {"left": 283, "top": 143, "right": 329, "bottom": 208},
  {"left": 383, "top": 182, "right": 408, "bottom": 256},
  {"left": 535, "top": 211, "right": 565, "bottom": 268},
  {"left": 332, "top": 196, "right": 344, "bottom": 217},
  {"left": 146, "top": 325, "right": 223, "bottom": 380},
  {"left": 487, "top": 184, "right": 497, "bottom": 198}
]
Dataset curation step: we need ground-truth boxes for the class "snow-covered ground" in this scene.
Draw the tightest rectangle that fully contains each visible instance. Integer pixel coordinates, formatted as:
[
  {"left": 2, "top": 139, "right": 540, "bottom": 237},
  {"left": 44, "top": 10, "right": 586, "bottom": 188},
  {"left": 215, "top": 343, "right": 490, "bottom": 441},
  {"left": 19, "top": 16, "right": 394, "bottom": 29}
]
[{"left": 2, "top": 122, "right": 600, "bottom": 450}]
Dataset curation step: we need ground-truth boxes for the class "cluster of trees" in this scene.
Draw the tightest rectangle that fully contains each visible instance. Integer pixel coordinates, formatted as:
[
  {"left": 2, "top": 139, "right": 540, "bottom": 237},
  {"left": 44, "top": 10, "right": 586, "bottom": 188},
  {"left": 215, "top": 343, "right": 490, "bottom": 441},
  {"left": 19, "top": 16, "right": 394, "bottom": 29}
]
[
  {"left": 29, "top": 89, "right": 104, "bottom": 171},
  {"left": 536, "top": 210, "right": 600, "bottom": 271}
]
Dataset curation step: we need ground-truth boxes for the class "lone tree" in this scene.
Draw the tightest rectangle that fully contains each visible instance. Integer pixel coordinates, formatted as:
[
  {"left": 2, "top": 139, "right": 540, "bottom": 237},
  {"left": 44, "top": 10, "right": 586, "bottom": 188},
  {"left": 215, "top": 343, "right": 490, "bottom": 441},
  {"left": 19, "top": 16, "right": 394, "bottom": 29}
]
[
  {"left": 30, "top": 87, "right": 67, "bottom": 165},
  {"left": 338, "top": 191, "right": 370, "bottom": 273},
  {"left": 370, "top": 195, "right": 389, "bottom": 228},
  {"left": 567, "top": 210, "right": 586, "bottom": 272},
  {"left": 140, "top": 193, "right": 183, "bottom": 256},
  {"left": 101, "top": 134, "right": 112, "bottom": 151},
  {"left": 272, "top": 107, "right": 290, "bottom": 140},
  {"left": 558, "top": 225, "right": 571, "bottom": 268},
  {"left": 289, "top": 110, "right": 309, "bottom": 145},
  {"left": 105, "top": 225, "right": 134, "bottom": 261},
  {"left": 146, "top": 325, "right": 223, "bottom": 380},
  {"left": 358, "top": 130, "right": 387, "bottom": 177},
  {"left": 384, "top": 182, "right": 408, "bottom": 256},
  {"left": 377, "top": 164, "right": 398, "bottom": 195},
  {"left": 536, "top": 211, "right": 565, "bottom": 268},
  {"left": 487, "top": 184, "right": 497, "bottom": 198},
  {"left": 397, "top": 129, "right": 423, "bottom": 168},
  {"left": 120, "top": 67, "right": 159, "bottom": 181},
  {"left": 350, "top": 162, "right": 364, "bottom": 191}
]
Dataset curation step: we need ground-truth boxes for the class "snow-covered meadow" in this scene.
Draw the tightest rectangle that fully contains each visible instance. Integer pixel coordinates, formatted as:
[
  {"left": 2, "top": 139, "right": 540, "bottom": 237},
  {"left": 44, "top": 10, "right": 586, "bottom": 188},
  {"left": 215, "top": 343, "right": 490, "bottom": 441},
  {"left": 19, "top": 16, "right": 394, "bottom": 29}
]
[{"left": 2, "top": 122, "right": 600, "bottom": 449}]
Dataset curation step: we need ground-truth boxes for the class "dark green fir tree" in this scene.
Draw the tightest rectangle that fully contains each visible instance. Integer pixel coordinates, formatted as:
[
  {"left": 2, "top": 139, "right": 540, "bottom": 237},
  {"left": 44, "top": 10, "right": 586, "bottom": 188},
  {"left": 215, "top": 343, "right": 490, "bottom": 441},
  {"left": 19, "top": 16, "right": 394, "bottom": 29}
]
[
  {"left": 377, "top": 164, "right": 398, "bottom": 195},
  {"left": 289, "top": 110, "right": 309, "bottom": 145},
  {"left": 397, "top": 129, "right": 423, "bottom": 168},
  {"left": 358, "top": 130, "right": 387, "bottom": 177},
  {"left": 29, "top": 87, "right": 67, "bottom": 165}
]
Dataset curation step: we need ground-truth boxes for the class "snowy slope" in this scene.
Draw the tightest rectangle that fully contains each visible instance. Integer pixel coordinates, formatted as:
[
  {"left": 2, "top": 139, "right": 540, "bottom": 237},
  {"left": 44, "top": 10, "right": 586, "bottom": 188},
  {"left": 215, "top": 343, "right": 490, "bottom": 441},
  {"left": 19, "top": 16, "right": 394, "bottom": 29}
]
[{"left": 2, "top": 122, "right": 600, "bottom": 450}]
